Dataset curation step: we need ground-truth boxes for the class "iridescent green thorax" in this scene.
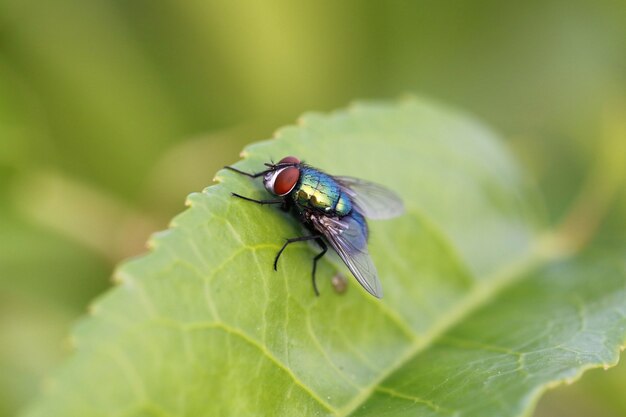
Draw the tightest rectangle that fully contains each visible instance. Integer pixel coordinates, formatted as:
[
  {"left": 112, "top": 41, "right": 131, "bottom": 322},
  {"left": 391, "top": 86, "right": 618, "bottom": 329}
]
[{"left": 292, "top": 166, "right": 352, "bottom": 216}]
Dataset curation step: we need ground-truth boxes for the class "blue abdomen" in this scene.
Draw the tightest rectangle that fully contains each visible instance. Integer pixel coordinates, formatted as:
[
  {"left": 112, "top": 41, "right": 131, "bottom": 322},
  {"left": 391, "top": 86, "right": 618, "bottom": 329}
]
[{"left": 349, "top": 210, "right": 369, "bottom": 245}]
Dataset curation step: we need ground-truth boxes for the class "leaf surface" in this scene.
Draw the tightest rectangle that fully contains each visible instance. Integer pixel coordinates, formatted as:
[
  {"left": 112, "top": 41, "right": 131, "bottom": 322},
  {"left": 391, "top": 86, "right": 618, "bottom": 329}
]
[{"left": 25, "top": 99, "right": 626, "bottom": 417}]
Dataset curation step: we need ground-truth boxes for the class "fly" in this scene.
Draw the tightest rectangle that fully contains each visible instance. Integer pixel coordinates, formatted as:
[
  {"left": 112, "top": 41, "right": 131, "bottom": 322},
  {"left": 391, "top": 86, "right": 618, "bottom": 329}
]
[{"left": 224, "top": 156, "right": 404, "bottom": 298}]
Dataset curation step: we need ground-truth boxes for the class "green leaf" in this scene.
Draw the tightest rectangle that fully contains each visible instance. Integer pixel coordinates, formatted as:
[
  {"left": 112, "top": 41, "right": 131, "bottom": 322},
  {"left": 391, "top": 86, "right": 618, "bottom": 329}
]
[{"left": 24, "top": 99, "right": 625, "bottom": 417}]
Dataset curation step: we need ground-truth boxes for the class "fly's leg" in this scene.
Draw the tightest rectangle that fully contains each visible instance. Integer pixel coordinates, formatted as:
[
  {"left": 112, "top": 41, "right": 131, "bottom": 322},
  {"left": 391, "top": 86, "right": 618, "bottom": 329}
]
[
  {"left": 226, "top": 165, "right": 290, "bottom": 209},
  {"left": 274, "top": 235, "right": 320, "bottom": 271},
  {"left": 226, "top": 165, "right": 281, "bottom": 204},
  {"left": 273, "top": 235, "right": 327, "bottom": 297},
  {"left": 224, "top": 166, "right": 271, "bottom": 178},
  {"left": 231, "top": 193, "right": 283, "bottom": 205},
  {"left": 311, "top": 238, "right": 328, "bottom": 297}
]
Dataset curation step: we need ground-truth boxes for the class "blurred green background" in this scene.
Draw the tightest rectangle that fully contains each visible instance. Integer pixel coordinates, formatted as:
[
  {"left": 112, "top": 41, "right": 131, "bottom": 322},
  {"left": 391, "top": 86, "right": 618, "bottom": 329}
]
[{"left": 1, "top": 1, "right": 625, "bottom": 416}]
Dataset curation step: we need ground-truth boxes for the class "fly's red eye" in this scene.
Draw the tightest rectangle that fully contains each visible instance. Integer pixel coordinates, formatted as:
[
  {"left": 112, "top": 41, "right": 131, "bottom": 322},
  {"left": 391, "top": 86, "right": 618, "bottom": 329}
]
[
  {"left": 274, "top": 166, "right": 300, "bottom": 195},
  {"left": 279, "top": 156, "right": 300, "bottom": 165}
]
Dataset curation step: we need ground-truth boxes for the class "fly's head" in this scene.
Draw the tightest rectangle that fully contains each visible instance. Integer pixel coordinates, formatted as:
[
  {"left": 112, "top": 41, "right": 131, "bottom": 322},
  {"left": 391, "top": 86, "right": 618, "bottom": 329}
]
[{"left": 263, "top": 156, "right": 301, "bottom": 196}]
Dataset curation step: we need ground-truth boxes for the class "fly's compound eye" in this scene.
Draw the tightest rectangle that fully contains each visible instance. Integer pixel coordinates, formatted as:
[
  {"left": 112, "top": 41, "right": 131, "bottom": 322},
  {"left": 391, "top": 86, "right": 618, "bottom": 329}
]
[
  {"left": 278, "top": 156, "right": 300, "bottom": 165},
  {"left": 272, "top": 166, "right": 300, "bottom": 196}
]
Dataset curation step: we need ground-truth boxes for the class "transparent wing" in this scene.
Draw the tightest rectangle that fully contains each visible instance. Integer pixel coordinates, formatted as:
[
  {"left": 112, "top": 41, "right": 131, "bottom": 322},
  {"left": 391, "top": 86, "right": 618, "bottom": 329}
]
[
  {"left": 314, "top": 214, "right": 383, "bottom": 298},
  {"left": 336, "top": 176, "right": 404, "bottom": 219}
]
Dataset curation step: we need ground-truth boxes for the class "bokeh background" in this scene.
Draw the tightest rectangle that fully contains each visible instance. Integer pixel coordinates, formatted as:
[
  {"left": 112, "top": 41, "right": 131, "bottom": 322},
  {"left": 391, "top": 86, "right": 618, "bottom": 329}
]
[{"left": 1, "top": 1, "right": 625, "bottom": 416}]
